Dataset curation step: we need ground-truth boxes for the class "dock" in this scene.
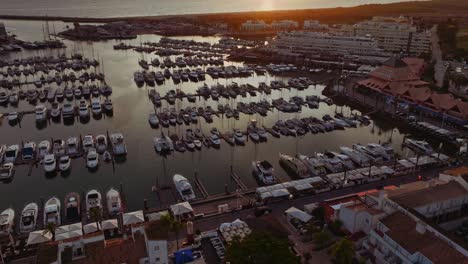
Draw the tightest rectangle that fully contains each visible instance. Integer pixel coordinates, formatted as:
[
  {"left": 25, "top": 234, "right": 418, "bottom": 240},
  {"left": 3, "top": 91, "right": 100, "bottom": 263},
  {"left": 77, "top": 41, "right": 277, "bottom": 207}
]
[
  {"left": 230, "top": 171, "right": 248, "bottom": 191},
  {"left": 194, "top": 173, "right": 209, "bottom": 198}
]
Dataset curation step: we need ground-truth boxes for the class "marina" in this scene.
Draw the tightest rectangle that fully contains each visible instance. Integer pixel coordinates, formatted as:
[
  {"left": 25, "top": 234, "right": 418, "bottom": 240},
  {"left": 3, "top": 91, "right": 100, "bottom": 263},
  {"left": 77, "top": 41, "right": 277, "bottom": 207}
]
[{"left": 0, "top": 19, "right": 464, "bottom": 228}]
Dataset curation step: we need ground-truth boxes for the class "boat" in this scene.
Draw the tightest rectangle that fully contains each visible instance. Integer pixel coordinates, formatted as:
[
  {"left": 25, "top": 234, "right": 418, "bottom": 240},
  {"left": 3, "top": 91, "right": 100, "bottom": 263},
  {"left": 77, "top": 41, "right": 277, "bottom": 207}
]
[
  {"left": 353, "top": 144, "right": 384, "bottom": 164},
  {"left": 53, "top": 139, "right": 66, "bottom": 156},
  {"left": 405, "top": 139, "right": 433, "bottom": 154},
  {"left": 64, "top": 192, "right": 80, "bottom": 221},
  {"left": 340, "top": 147, "right": 370, "bottom": 167},
  {"left": 86, "top": 190, "right": 102, "bottom": 220},
  {"left": 78, "top": 100, "right": 90, "bottom": 118},
  {"left": 110, "top": 133, "right": 127, "bottom": 155},
  {"left": 249, "top": 131, "right": 260, "bottom": 142},
  {"left": 91, "top": 98, "right": 102, "bottom": 116},
  {"left": 20, "top": 203, "right": 38, "bottom": 233},
  {"left": 4, "top": 144, "right": 19, "bottom": 163},
  {"left": 86, "top": 149, "right": 99, "bottom": 169},
  {"left": 209, "top": 134, "right": 221, "bottom": 147},
  {"left": 37, "top": 140, "right": 51, "bottom": 160},
  {"left": 316, "top": 152, "right": 345, "bottom": 173},
  {"left": 252, "top": 160, "right": 276, "bottom": 185},
  {"left": 95, "top": 135, "right": 108, "bottom": 154},
  {"left": 22, "top": 141, "right": 37, "bottom": 160},
  {"left": 233, "top": 129, "right": 246, "bottom": 145},
  {"left": 0, "top": 208, "right": 15, "bottom": 236},
  {"left": 106, "top": 188, "right": 122, "bottom": 216},
  {"left": 35, "top": 105, "right": 47, "bottom": 123},
  {"left": 173, "top": 174, "right": 196, "bottom": 201},
  {"left": 184, "top": 138, "right": 195, "bottom": 151},
  {"left": 58, "top": 155, "right": 71, "bottom": 171},
  {"left": 367, "top": 143, "right": 394, "bottom": 161},
  {"left": 44, "top": 197, "right": 61, "bottom": 226},
  {"left": 66, "top": 137, "right": 79, "bottom": 155},
  {"left": 0, "top": 163, "right": 14, "bottom": 180},
  {"left": 149, "top": 113, "right": 159, "bottom": 127},
  {"left": 50, "top": 102, "right": 61, "bottom": 119},
  {"left": 279, "top": 153, "right": 309, "bottom": 178},
  {"left": 257, "top": 127, "right": 268, "bottom": 141},
  {"left": 193, "top": 139, "right": 202, "bottom": 149},
  {"left": 103, "top": 151, "right": 112, "bottom": 162},
  {"left": 297, "top": 154, "right": 327, "bottom": 176},
  {"left": 62, "top": 103, "right": 75, "bottom": 118},
  {"left": 103, "top": 98, "right": 113, "bottom": 113},
  {"left": 43, "top": 154, "right": 56, "bottom": 173},
  {"left": 82, "top": 135, "right": 95, "bottom": 152},
  {"left": 330, "top": 152, "right": 355, "bottom": 170},
  {"left": 9, "top": 93, "right": 18, "bottom": 105},
  {"left": 8, "top": 112, "right": 18, "bottom": 123}
]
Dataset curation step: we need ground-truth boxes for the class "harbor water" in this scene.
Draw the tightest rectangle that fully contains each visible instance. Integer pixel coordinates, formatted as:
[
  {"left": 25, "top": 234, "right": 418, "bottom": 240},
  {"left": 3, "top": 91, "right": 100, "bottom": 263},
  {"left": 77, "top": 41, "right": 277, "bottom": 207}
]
[{"left": 0, "top": 20, "right": 419, "bottom": 212}]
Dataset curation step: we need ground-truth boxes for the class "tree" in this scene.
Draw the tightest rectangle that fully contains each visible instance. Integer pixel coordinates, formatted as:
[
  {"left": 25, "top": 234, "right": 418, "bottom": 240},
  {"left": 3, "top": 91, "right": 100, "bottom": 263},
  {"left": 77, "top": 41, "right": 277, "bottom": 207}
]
[
  {"left": 331, "top": 238, "right": 355, "bottom": 264},
  {"left": 313, "top": 230, "right": 332, "bottom": 249},
  {"left": 89, "top": 207, "right": 102, "bottom": 231},
  {"left": 225, "top": 231, "right": 300, "bottom": 264},
  {"left": 43, "top": 222, "right": 56, "bottom": 241},
  {"left": 161, "top": 213, "right": 185, "bottom": 250},
  {"left": 311, "top": 206, "right": 326, "bottom": 223}
]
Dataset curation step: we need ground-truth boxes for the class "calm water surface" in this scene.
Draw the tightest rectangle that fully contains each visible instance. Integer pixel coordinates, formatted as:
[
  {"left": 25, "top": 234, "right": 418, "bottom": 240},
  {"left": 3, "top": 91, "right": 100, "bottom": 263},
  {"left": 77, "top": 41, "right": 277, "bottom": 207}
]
[
  {"left": 0, "top": 0, "right": 422, "bottom": 17},
  {"left": 0, "top": 20, "right": 413, "bottom": 212}
]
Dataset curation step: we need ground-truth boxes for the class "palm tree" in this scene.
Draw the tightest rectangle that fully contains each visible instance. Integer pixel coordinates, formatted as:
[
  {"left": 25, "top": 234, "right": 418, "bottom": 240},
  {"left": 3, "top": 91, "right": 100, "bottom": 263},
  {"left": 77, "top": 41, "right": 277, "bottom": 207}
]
[
  {"left": 331, "top": 238, "right": 355, "bottom": 264},
  {"left": 43, "top": 222, "right": 56, "bottom": 241},
  {"left": 89, "top": 207, "right": 102, "bottom": 231},
  {"left": 313, "top": 230, "right": 332, "bottom": 249},
  {"left": 161, "top": 214, "right": 185, "bottom": 249}
]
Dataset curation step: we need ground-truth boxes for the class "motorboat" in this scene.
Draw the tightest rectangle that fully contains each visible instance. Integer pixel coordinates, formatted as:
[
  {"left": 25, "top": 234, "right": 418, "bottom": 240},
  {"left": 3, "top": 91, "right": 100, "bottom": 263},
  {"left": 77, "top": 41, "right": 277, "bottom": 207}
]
[
  {"left": 257, "top": 127, "right": 268, "bottom": 141},
  {"left": 78, "top": 100, "right": 90, "bottom": 118},
  {"left": 173, "top": 174, "right": 196, "bottom": 201},
  {"left": 53, "top": 139, "right": 66, "bottom": 156},
  {"left": 86, "top": 149, "right": 99, "bottom": 169},
  {"left": 0, "top": 145, "right": 4, "bottom": 164},
  {"left": 37, "top": 140, "right": 51, "bottom": 160},
  {"left": 110, "top": 133, "right": 127, "bottom": 156},
  {"left": 20, "top": 203, "right": 38, "bottom": 233},
  {"left": 8, "top": 93, "right": 18, "bottom": 105},
  {"left": 62, "top": 103, "right": 75, "bottom": 118},
  {"left": 66, "top": 137, "right": 79, "bottom": 155},
  {"left": 64, "top": 86, "right": 74, "bottom": 100},
  {"left": 64, "top": 192, "right": 80, "bottom": 221},
  {"left": 184, "top": 138, "right": 195, "bottom": 151},
  {"left": 106, "top": 188, "right": 122, "bottom": 216},
  {"left": 8, "top": 112, "right": 18, "bottom": 123},
  {"left": 22, "top": 141, "right": 37, "bottom": 160},
  {"left": 353, "top": 144, "right": 383, "bottom": 164},
  {"left": 209, "top": 134, "right": 221, "bottom": 147},
  {"left": 4, "top": 144, "right": 19, "bottom": 163},
  {"left": 91, "top": 98, "right": 102, "bottom": 116},
  {"left": 44, "top": 197, "right": 61, "bottom": 226},
  {"left": 43, "top": 154, "right": 56, "bottom": 173},
  {"left": 193, "top": 139, "right": 202, "bottom": 149},
  {"left": 149, "top": 113, "right": 159, "bottom": 127},
  {"left": 35, "top": 105, "right": 47, "bottom": 123},
  {"left": 405, "top": 139, "right": 433, "bottom": 155},
  {"left": 252, "top": 160, "right": 276, "bottom": 185},
  {"left": 297, "top": 154, "right": 327, "bottom": 176},
  {"left": 0, "top": 92, "right": 8, "bottom": 104},
  {"left": 95, "top": 135, "right": 108, "bottom": 154},
  {"left": 248, "top": 131, "right": 260, "bottom": 142},
  {"left": 233, "top": 129, "right": 246, "bottom": 145},
  {"left": 58, "top": 155, "right": 71, "bottom": 172},
  {"left": 0, "top": 208, "right": 15, "bottom": 236},
  {"left": 82, "top": 135, "right": 95, "bottom": 152},
  {"left": 340, "top": 147, "right": 370, "bottom": 167},
  {"left": 103, "top": 151, "right": 112, "bottom": 162},
  {"left": 279, "top": 153, "right": 309, "bottom": 178},
  {"left": 330, "top": 152, "right": 355, "bottom": 170},
  {"left": 0, "top": 163, "right": 14, "bottom": 180},
  {"left": 86, "top": 190, "right": 102, "bottom": 220},
  {"left": 316, "top": 152, "right": 345, "bottom": 173},
  {"left": 103, "top": 98, "right": 113, "bottom": 113},
  {"left": 367, "top": 143, "right": 394, "bottom": 161},
  {"left": 50, "top": 102, "right": 61, "bottom": 119}
]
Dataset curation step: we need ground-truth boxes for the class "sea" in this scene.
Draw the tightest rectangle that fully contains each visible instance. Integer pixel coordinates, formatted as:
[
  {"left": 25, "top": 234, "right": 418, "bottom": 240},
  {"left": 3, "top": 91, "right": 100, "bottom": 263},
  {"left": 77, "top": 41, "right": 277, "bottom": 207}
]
[
  {"left": 0, "top": 0, "right": 419, "bottom": 18},
  {"left": 0, "top": 16, "right": 434, "bottom": 219}
]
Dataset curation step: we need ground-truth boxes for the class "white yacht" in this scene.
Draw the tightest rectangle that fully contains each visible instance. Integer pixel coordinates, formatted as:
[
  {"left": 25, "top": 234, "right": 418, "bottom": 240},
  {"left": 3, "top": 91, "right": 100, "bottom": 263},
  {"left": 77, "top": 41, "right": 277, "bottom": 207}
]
[
  {"left": 173, "top": 174, "right": 196, "bottom": 201},
  {"left": 340, "top": 146, "right": 370, "bottom": 167},
  {"left": 78, "top": 100, "right": 90, "bottom": 118},
  {"left": 37, "top": 140, "right": 51, "bottom": 160},
  {"left": 20, "top": 203, "right": 38, "bottom": 233},
  {"left": 353, "top": 144, "right": 383, "bottom": 164},
  {"left": 106, "top": 188, "right": 122, "bottom": 216},
  {"left": 8, "top": 112, "right": 18, "bottom": 123},
  {"left": 103, "top": 98, "right": 113, "bottom": 112},
  {"left": 91, "top": 98, "right": 102, "bottom": 115},
  {"left": 297, "top": 154, "right": 327, "bottom": 176},
  {"left": 0, "top": 208, "right": 15, "bottom": 236},
  {"left": 50, "top": 103, "right": 61, "bottom": 119},
  {"left": 95, "top": 135, "right": 108, "bottom": 154},
  {"left": 22, "top": 141, "right": 37, "bottom": 160},
  {"left": 405, "top": 139, "right": 433, "bottom": 154},
  {"left": 110, "top": 133, "right": 127, "bottom": 155},
  {"left": 66, "top": 137, "right": 79, "bottom": 155},
  {"left": 0, "top": 163, "right": 14, "bottom": 180},
  {"left": 44, "top": 197, "right": 61, "bottom": 226},
  {"left": 82, "top": 135, "right": 95, "bottom": 152},
  {"left": 367, "top": 143, "right": 394, "bottom": 161},
  {"left": 64, "top": 193, "right": 81, "bottom": 221},
  {"left": 35, "top": 105, "right": 47, "bottom": 123},
  {"left": 53, "top": 139, "right": 66, "bottom": 157},
  {"left": 58, "top": 155, "right": 71, "bottom": 172},
  {"left": 153, "top": 133, "right": 173, "bottom": 154},
  {"left": 86, "top": 149, "right": 99, "bottom": 169},
  {"left": 252, "top": 160, "right": 276, "bottom": 185},
  {"left": 279, "top": 153, "right": 309, "bottom": 178},
  {"left": 233, "top": 129, "right": 246, "bottom": 145},
  {"left": 62, "top": 103, "right": 75, "bottom": 118},
  {"left": 4, "top": 144, "right": 19, "bottom": 163},
  {"left": 86, "top": 190, "right": 102, "bottom": 220},
  {"left": 209, "top": 134, "right": 221, "bottom": 147},
  {"left": 149, "top": 113, "right": 159, "bottom": 127},
  {"left": 331, "top": 152, "right": 355, "bottom": 170},
  {"left": 43, "top": 154, "right": 56, "bottom": 173},
  {"left": 316, "top": 152, "right": 345, "bottom": 173}
]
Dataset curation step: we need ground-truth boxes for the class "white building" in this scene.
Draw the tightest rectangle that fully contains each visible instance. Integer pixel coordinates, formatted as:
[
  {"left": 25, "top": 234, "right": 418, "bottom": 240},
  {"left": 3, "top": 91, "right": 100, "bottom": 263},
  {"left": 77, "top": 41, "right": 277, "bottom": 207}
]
[
  {"left": 267, "top": 31, "right": 387, "bottom": 57},
  {"left": 271, "top": 20, "right": 299, "bottom": 30},
  {"left": 342, "top": 16, "right": 431, "bottom": 55},
  {"left": 241, "top": 20, "right": 269, "bottom": 31},
  {"left": 303, "top": 20, "right": 328, "bottom": 30}
]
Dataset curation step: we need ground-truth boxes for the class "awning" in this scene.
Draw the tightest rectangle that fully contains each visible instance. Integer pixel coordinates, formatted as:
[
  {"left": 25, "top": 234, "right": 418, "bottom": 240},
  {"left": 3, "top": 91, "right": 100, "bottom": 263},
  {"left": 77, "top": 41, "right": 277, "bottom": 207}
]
[
  {"left": 101, "top": 219, "right": 119, "bottom": 230},
  {"left": 284, "top": 207, "right": 312, "bottom": 222},
  {"left": 260, "top": 191, "right": 273, "bottom": 200},
  {"left": 398, "top": 159, "right": 415, "bottom": 168},
  {"left": 294, "top": 183, "right": 313, "bottom": 191},
  {"left": 170, "top": 202, "right": 193, "bottom": 216},
  {"left": 27, "top": 230, "right": 52, "bottom": 245},
  {"left": 55, "top": 223, "right": 83, "bottom": 241},
  {"left": 83, "top": 222, "right": 101, "bottom": 234},
  {"left": 146, "top": 210, "right": 168, "bottom": 221},
  {"left": 271, "top": 188, "right": 290, "bottom": 198},
  {"left": 123, "top": 210, "right": 144, "bottom": 226}
]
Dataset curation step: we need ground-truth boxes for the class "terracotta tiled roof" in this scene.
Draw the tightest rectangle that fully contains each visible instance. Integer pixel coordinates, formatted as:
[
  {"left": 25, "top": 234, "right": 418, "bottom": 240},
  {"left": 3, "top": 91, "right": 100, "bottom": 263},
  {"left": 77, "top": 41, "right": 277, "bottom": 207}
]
[
  {"left": 402, "top": 57, "right": 426, "bottom": 77},
  {"left": 430, "top": 93, "right": 457, "bottom": 110},
  {"left": 443, "top": 166, "right": 468, "bottom": 177},
  {"left": 380, "top": 212, "right": 468, "bottom": 264},
  {"left": 407, "top": 87, "right": 432, "bottom": 102},
  {"left": 369, "top": 65, "right": 419, "bottom": 82},
  {"left": 456, "top": 101, "right": 468, "bottom": 117}
]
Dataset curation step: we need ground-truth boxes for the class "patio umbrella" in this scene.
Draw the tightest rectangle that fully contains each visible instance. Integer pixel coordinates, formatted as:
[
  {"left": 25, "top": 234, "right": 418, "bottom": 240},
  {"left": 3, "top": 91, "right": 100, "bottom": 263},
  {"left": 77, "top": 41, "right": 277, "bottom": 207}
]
[
  {"left": 101, "top": 219, "right": 119, "bottom": 230},
  {"left": 27, "top": 230, "right": 52, "bottom": 245},
  {"left": 123, "top": 210, "right": 145, "bottom": 226}
]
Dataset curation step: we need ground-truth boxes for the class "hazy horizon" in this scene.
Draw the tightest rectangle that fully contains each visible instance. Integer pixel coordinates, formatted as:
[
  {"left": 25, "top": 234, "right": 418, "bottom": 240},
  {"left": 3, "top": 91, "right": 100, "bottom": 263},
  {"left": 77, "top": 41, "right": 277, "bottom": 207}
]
[{"left": 0, "top": 0, "right": 425, "bottom": 18}]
